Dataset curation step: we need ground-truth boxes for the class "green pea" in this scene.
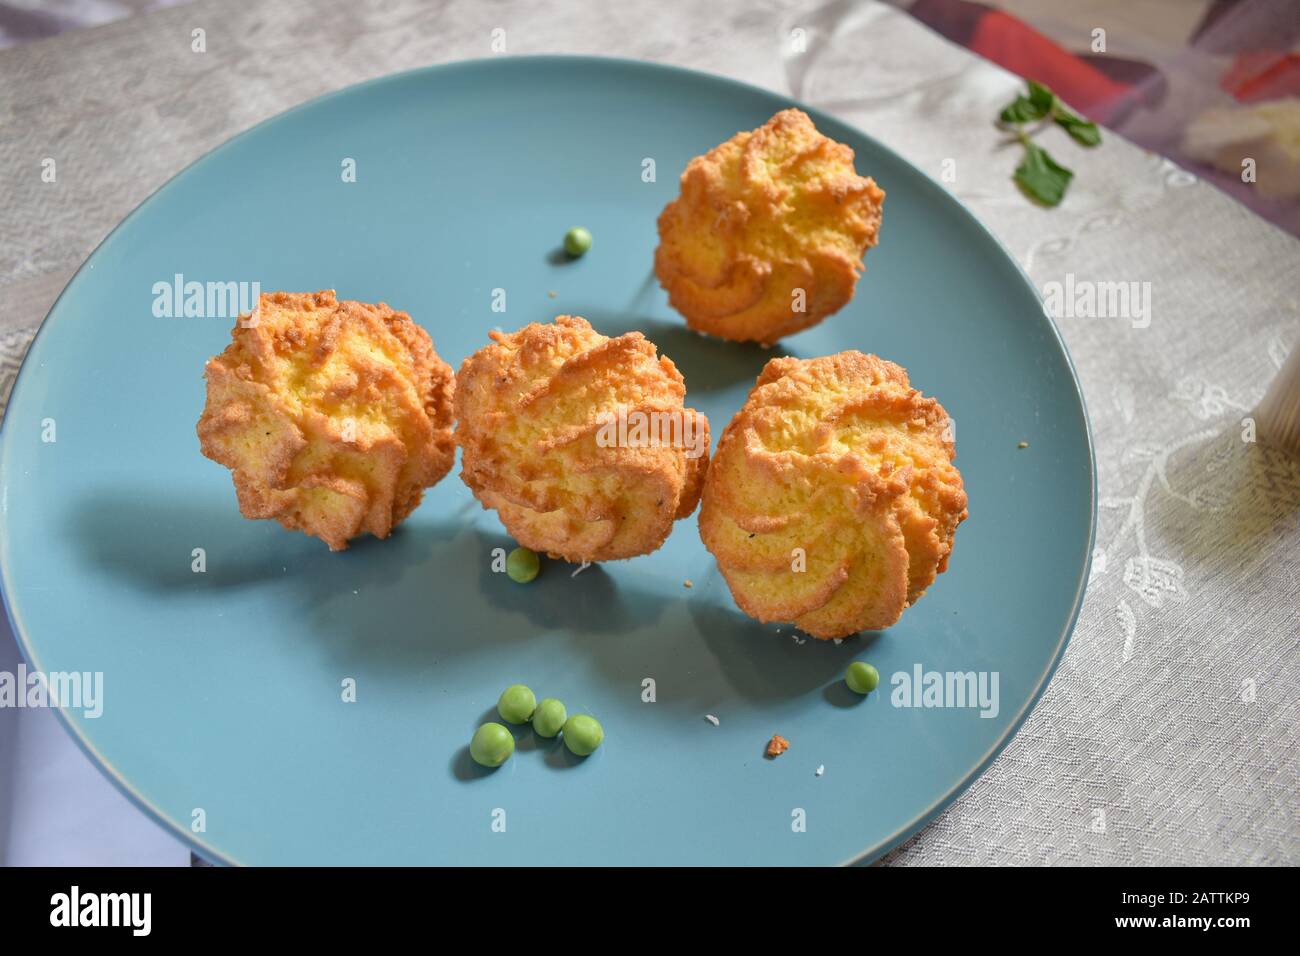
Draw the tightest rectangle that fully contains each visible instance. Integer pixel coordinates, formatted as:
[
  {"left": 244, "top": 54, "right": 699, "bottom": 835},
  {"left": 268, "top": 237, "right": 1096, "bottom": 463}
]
[
  {"left": 563, "top": 226, "right": 592, "bottom": 257},
  {"left": 562, "top": 714, "right": 604, "bottom": 756},
  {"left": 469, "top": 722, "right": 514, "bottom": 768},
  {"left": 845, "top": 661, "right": 880, "bottom": 695},
  {"left": 497, "top": 684, "right": 537, "bottom": 724},
  {"left": 532, "top": 698, "right": 567, "bottom": 738},
  {"left": 506, "top": 546, "right": 540, "bottom": 583}
]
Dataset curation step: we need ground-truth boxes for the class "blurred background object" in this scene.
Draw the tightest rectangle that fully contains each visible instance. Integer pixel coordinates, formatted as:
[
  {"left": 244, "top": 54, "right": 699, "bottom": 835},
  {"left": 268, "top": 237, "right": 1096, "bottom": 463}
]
[
  {"left": 0, "top": 0, "right": 185, "bottom": 49},
  {"left": 1256, "top": 344, "right": 1300, "bottom": 456},
  {"left": 883, "top": 0, "right": 1300, "bottom": 234}
]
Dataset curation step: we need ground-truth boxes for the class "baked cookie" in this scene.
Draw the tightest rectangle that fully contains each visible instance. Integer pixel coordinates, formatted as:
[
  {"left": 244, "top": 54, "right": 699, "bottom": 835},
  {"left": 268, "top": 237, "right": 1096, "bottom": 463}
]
[
  {"left": 655, "top": 109, "right": 885, "bottom": 344},
  {"left": 197, "top": 290, "right": 455, "bottom": 550},
  {"left": 699, "top": 352, "right": 966, "bottom": 638},
  {"left": 456, "top": 315, "right": 709, "bottom": 563}
]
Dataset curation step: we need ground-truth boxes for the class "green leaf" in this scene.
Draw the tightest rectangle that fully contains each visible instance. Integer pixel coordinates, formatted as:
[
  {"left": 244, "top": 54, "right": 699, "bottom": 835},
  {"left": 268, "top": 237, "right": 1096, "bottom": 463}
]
[
  {"left": 1045, "top": 89, "right": 1102, "bottom": 146},
  {"left": 1027, "top": 80, "right": 1057, "bottom": 113},
  {"left": 999, "top": 94, "right": 1048, "bottom": 124},
  {"left": 1056, "top": 112, "right": 1101, "bottom": 147},
  {"left": 1014, "top": 142, "right": 1074, "bottom": 206}
]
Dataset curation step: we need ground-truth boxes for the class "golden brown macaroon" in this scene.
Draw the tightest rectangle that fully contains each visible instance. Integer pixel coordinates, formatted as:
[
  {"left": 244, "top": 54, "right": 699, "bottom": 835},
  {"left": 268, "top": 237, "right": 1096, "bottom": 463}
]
[
  {"left": 699, "top": 352, "right": 967, "bottom": 639},
  {"left": 655, "top": 108, "right": 885, "bottom": 345},
  {"left": 456, "top": 315, "right": 710, "bottom": 563},
  {"left": 197, "top": 290, "right": 455, "bottom": 551}
]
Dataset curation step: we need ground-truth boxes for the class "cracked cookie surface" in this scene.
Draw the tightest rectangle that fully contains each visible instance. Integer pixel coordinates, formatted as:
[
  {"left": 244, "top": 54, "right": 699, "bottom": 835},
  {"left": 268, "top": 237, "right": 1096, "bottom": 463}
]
[
  {"left": 456, "top": 315, "right": 709, "bottom": 563},
  {"left": 655, "top": 109, "right": 885, "bottom": 344},
  {"left": 700, "top": 351, "right": 967, "bottom": 638},
  {"left": 197, "top": 290, "right": 455, "bottom": 550}
]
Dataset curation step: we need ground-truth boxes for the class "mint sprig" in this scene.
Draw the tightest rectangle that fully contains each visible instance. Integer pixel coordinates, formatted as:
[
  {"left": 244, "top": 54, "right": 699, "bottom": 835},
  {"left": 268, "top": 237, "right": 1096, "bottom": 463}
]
[{"left": 996, "top": 80, "right": 1100, "bottom": 206}]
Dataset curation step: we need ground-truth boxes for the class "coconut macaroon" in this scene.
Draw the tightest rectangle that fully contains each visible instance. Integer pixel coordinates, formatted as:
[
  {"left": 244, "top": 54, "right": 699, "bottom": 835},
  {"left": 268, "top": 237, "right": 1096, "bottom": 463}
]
[
  {"left": 455, "top": 315, "right": 710, "bottom": 563},
  {"left": 197, "top": 290, "right": 456, "bottom": 551},
  {"left": 699, "top": 352, "right": 967, "bottom": 639},
  {"left": 654, "top": 108, "right": 885, "bottom": 345}
]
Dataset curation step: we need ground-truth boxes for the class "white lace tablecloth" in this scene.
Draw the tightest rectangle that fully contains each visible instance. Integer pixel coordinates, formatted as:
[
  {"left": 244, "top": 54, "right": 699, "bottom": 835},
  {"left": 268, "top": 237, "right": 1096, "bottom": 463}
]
[{"left": 1, "top": 0, "right": 1296, "bottom": 866}]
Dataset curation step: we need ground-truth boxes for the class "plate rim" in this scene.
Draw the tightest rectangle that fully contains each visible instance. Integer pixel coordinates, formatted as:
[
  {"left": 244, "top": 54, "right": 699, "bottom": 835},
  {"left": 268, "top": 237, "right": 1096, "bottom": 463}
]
[{"left": 0, "top": 53, "right": 1098, "bottom": 867}]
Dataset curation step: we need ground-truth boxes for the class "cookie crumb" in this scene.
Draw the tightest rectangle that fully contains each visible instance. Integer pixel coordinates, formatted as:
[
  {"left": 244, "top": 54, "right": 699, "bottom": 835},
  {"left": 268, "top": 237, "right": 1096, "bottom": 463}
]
[
  {"left": 705, "top": 714, "right": 719, "bottom": 726},
  {"left": 766, "top": 734, "right": 790, "bottom": 758},
  {"left": 683, "top": 579, "right": 693, "bottom": 589},
  {"left": 547, "top": 290, "right": 558, "bottom": 298},
  {"left": 1018, "top": 441, "right": 1029, "bottom": 449}
]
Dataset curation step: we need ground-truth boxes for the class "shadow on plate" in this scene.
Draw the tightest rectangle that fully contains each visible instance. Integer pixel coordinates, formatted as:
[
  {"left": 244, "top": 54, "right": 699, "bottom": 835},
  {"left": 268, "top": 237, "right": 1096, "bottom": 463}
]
[
  {"left": 823, "top": 677, "right": 878, "bottom": 709},
  {"left": 449, "top": 746, "right": 498, "bottom": 781},
  {"left": 469, "top": 530, "right": 665, "bottom": 634},
  {"left": 688, "top": 590, "right": 878, "bottom": 702},
  {"left": 65, "top": 486, "right": 870, "bottom": 709},
  {"left": 66, "top": 487, "right": 329, "bottom": 591},
  {"left": 576, "top": 309, "right": 792, "bottom": 394},
  {"left": 544, "top": 742, "right": 589, "bottom": 770}
]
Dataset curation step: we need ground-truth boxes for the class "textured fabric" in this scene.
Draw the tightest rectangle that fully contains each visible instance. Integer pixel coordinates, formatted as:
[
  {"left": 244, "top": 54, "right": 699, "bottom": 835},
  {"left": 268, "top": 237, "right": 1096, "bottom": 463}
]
[{"left": 0, "top": 0, "right": 1295, "bottom": 866}]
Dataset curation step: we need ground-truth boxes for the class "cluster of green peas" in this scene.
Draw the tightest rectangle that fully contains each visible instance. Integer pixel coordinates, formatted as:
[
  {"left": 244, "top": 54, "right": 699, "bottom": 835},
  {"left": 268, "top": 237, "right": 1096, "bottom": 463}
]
[{"left": 470, "top": 683, "right": 604, "bottom": 768}]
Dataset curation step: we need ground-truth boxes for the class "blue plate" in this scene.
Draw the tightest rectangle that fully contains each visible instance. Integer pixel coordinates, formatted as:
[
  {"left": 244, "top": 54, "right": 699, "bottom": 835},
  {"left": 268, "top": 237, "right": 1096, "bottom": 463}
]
[{"left": 0, "top": 56, "right": 1094, "bottom": 865}]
